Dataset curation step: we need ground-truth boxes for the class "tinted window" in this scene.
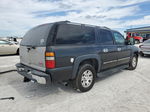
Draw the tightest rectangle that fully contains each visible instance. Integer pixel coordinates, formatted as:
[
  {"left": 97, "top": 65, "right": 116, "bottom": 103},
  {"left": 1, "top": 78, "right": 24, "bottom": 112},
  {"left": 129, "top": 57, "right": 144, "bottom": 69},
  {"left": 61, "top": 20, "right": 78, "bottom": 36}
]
[
  {"left": 21, "top": 24, "right": 53, "bottom": 46},
  {"left": 83, "top": 27, "right": 95, "bottom": 43},
  {"left": 0, "top": 40, "right": 9, "bottom": 45},
  {"left": 98, "top": 29, "right": 114, "bottom": 45},
  {"left": 56, "top": 24, "right": 95, "bottom": 44},
  {"left": 146, "top": 34, "right": 150, "bottom": 38},
  {"left": 113, "top": 32, "right": 125, "bottom": 45}
]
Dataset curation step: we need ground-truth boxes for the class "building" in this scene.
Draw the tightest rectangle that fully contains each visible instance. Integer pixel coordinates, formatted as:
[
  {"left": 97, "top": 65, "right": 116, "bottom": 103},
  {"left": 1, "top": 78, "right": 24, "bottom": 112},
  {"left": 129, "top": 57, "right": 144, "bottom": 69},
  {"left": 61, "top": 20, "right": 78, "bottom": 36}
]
[{"left": 125, "top": 26, "right": 150, "bottom": 41}]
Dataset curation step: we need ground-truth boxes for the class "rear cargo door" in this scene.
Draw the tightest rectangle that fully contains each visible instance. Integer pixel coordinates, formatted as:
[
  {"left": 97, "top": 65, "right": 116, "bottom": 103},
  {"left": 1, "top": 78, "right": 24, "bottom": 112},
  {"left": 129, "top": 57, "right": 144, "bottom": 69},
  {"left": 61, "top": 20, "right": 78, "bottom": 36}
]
[
  {"left": 20, "top": 46, "right": 46, "bottom": 71},
  {"left": 20, "top": 24, "right": 53, "bottom": 71}
]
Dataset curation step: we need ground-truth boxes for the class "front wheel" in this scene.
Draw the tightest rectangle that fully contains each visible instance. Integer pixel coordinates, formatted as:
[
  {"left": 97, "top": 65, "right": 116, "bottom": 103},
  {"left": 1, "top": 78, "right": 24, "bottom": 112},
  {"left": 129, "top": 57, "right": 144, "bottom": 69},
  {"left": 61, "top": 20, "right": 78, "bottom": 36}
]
[
  {"left": 127, "top": 54, "right": 138, "bottom": 70},
  {"left": 16, "top": 49, "right": 19, "bottom": 55},
  {"left": 140, "top": 51, "right": 144, "bottom": 57},
  {"left": 72, "top": 64, "right": 96, "bottom": 92}
]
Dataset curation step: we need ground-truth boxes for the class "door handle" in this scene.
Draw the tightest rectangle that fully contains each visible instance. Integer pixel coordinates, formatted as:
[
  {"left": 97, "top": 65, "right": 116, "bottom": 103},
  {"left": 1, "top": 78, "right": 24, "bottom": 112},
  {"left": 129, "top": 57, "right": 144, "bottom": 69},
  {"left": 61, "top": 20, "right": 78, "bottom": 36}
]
[
  {"left": 117, "top": 48, "right": 121, "bottom": 51},
  {"left": 103, "top": 48, "right": 108, "bottom": 53}
]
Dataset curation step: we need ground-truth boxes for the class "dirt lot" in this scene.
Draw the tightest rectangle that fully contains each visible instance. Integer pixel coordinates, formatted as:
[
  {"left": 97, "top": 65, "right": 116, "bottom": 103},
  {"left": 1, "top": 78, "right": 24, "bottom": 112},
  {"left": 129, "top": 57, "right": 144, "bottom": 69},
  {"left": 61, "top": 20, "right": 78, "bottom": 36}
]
[{"left": 0, "top": 55, "right": 150, "bottom": 112}]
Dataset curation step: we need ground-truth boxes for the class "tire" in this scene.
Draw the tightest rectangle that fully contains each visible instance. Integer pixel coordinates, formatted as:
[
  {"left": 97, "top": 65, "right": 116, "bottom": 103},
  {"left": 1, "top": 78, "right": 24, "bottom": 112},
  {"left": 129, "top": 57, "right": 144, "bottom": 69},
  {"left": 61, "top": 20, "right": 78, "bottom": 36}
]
[
  {"left": 140, "top": 51, "right": 144, "bottom": 57},
  {"left": 23, "top": 77, "right": 31, "bottom": 82},
  {"left": 16, "top": 49, "right": 19, "bottom": 55},
  {"left": 127, "top": 54, "right": 138, "bottom": 70},
  {"left": 72, "top": 64, "right": 96, "bottom": 92},
  {"left": 45, "top": 76, "right": 51, "bottom": 85}
]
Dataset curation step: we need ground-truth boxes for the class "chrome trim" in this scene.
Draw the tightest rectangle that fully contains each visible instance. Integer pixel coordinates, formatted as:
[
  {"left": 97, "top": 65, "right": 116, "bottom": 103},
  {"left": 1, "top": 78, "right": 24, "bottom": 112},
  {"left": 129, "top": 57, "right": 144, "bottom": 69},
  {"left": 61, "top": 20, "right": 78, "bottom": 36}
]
[
  {"left": 103, "top": 48, "right": 108, "bottom": 53},
  {"left": 117, "top": 48, "right": 121, "bottom": 51},
  {"left": 103, "top": 57, "right": 130, "bottom": 65},
  {"left": 118, "top": 57, "right": 130, "bottom": 61},
  {"left": 103, "top": 60, "right": 117, "bottom": 64}
]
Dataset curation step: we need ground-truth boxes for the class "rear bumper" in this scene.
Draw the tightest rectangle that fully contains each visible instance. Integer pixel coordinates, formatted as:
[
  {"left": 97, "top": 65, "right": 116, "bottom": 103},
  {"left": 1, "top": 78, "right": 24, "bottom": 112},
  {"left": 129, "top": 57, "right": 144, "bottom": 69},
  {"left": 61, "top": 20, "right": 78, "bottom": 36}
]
[
  {"left": 16, "top": 63, "right": 73, "bottom": 82},
  {"left": 16, "top": 63, "right": 51, "bottom": 83}
]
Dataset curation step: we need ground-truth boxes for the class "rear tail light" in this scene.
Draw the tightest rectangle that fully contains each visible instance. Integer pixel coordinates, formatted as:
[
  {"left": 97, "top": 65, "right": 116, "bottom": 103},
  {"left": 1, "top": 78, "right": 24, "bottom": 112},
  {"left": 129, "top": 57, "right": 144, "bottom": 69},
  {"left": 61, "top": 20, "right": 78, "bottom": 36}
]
[{"left": 45, "top": 52, "right": 55, "bottom": 69}]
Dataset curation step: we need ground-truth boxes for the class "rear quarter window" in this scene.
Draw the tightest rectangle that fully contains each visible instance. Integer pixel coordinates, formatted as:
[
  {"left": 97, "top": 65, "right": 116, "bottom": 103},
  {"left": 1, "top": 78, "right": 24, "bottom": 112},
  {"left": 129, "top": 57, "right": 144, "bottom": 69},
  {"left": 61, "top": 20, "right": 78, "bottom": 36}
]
[{"left": 55, "top": 24, "right": 95, "bottom": 45}]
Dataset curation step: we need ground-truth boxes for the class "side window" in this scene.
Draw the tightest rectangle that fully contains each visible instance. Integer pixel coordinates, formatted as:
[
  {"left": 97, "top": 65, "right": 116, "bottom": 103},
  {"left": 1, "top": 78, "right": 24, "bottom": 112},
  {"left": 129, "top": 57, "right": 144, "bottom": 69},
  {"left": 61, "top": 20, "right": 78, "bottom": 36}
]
[
  {"left": 0, "top": 40, "right": 9, "bottom": 45},
  {"left": 113, "top": 32, "right": 125, "bottom": 45},
  {"left": 98, "top": 29, "right": 114, "bottom": 45},
  {"left": 55, "top": 24, "right": 95, "bottom": 45},
  {"left": 83, "top": 26, "right": 95, "bottom": 44}
]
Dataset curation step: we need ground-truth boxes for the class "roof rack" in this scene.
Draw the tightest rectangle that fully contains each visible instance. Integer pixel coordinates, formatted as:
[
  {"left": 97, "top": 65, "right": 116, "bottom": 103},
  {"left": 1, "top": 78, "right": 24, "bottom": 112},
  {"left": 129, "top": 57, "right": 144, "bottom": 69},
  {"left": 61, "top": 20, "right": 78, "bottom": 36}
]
[
  {"left": 101, "top": 26, "right": 111, "bottom": 30},
  {"left": 54, "top": 21, "right": 111, "bottom": 30},
  {"left": 55, "top": 20, "right": 70, "bottom": 24}
]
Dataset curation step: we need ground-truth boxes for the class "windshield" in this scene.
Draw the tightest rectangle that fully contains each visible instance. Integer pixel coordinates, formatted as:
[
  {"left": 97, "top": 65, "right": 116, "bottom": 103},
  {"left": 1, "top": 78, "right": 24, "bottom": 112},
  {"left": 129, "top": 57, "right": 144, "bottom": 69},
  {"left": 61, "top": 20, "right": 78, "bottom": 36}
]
[{"left": 20, "top": 23, "right": 53, "bottom": 46}]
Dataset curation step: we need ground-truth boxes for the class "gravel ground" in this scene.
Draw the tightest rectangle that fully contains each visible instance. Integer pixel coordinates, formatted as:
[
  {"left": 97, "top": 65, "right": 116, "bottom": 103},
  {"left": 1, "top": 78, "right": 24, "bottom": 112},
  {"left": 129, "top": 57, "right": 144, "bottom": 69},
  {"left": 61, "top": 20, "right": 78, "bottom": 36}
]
[{"left": 0, "top": 55, "right": 150, "bottom": 112}]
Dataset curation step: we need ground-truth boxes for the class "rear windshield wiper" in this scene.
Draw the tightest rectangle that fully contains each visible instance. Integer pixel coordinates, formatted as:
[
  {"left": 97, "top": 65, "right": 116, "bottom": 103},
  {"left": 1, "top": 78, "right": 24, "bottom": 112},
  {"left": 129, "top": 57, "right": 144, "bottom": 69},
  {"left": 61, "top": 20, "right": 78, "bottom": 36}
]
[{"left": 26, "top": 45, "right": 36, "bottom": 49}]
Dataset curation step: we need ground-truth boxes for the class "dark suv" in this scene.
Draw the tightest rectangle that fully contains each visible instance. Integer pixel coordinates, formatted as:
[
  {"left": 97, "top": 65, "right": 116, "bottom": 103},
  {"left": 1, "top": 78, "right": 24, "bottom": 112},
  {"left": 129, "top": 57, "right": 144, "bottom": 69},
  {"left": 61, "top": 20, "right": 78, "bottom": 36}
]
[{"left": 16, "top": 21, "right": 139, "bottom": 92}]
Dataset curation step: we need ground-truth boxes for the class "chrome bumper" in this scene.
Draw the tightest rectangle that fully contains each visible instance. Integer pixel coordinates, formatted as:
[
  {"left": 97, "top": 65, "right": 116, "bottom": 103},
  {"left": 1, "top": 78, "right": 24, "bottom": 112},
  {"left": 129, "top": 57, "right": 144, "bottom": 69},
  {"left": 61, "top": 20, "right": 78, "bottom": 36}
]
[{"left": 16, "top": 63, "right": 51, "bottom": 84}]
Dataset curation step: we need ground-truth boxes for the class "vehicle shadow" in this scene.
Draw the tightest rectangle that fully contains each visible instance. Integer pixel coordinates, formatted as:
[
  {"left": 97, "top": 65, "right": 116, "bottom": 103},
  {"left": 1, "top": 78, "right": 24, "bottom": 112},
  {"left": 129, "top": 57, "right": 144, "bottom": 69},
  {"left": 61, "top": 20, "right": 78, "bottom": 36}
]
[
  {"left": 9, "top": 77, "right": 77, "bottom": 100},
  {"left": 8, "top": 68, "right": 124, "bottom": 99}
]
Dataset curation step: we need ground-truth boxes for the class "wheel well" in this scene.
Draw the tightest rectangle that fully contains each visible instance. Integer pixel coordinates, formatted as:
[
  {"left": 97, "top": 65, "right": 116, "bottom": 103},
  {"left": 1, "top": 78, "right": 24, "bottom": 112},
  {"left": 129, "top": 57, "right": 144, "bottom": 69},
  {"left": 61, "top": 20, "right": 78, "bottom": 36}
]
[
  {"left": 79, "top": 59, "right": 98, "bottom": 72},
  {"left": 134, "top": 52, "right": 139, "bottom": 57},
  {"left": 17, "top": 48, "right": 19, "bottom": 54}
]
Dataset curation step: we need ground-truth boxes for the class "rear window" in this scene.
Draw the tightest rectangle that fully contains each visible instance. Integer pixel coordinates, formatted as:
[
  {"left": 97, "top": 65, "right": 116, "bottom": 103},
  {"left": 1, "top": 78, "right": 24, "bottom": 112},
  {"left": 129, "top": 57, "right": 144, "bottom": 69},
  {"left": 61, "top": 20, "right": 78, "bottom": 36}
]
[
  {"left": 55, "top": 24, "right": 95, "bottom": 45},
  {"left": 21, "top": 24, "right": 53, "bottom": 46}
]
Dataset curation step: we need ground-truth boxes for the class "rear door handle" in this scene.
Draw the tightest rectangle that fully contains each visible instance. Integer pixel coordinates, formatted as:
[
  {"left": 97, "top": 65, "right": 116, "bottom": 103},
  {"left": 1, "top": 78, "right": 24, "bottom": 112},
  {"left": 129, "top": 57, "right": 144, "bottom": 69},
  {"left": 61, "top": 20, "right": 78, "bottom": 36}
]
[
  {"left": 103, "top": 48, "right": 108, "bottom": 53},
  {"left": 117, "top": 48, "right": 121, "bottom": 51}
]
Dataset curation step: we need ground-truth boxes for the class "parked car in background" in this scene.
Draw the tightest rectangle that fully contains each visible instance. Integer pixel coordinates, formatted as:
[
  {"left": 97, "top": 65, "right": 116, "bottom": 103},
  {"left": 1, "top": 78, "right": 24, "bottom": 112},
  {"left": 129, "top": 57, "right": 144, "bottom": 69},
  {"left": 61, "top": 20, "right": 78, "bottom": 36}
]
[
  {"left": 0, "top": 39, "right": 19, "bottom": 55},
  {"left": 16, "top": 21, "right": 139, "bottom": 92},
  {"left": 142, "top": 34, "right": 150, "bottom": 41},
  {"left": 126, "top": 32, "right": 143, "bottom": 44},
  {"left": 139, "top": 39, "right": 150, "bottom": 56}
]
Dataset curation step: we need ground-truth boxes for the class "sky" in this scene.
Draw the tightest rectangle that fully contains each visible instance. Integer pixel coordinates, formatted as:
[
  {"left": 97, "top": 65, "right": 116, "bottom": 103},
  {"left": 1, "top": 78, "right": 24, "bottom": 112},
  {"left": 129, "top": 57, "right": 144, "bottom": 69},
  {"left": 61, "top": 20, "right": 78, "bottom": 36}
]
[{"left": 0, "top": 0, "right": 150, "bottom": 37}]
